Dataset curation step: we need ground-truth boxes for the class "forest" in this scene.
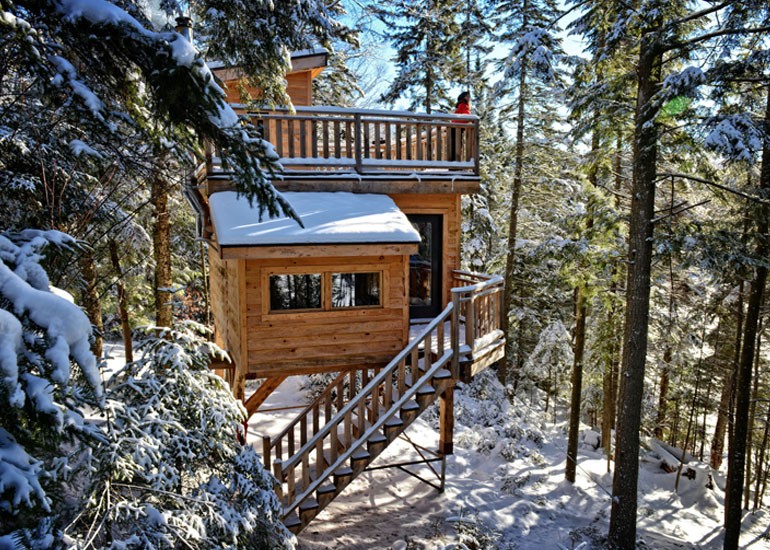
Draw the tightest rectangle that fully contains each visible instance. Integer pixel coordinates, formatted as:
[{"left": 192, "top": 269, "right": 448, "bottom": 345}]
[{"left": 0, "top": 0, "right": 769, "bottom": 548}]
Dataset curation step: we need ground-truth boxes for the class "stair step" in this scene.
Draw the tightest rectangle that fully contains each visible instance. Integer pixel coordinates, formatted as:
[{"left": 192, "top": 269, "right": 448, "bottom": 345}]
[
  {"left": 384, "top": 416, "right": 404, "bottom": 428},
  {"left": 416, "top": 384, "right": 436, "bottom": 396},
  {"left": 433, "top": 368, "right": 452, "bottom": 380},
  {"left": 351, "top": 448, "right": 371, "bottom": 461},
  {"left": 284, "top": 512, "right": 302, "bottom": 530},
  {"left": 299, "top": 498, "right": 319, "bottom": 512},
  {"left": 317, "top": 483, "right": 336, "bottom": 495},
  {"left": 368, "top": 431, "right": 387, "bottom": 445},
  {"left": 334, "top": 466, "right": 353, "bottom": 478}
]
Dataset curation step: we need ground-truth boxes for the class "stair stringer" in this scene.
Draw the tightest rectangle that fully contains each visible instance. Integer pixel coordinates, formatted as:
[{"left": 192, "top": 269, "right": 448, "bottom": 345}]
[{"left": 272, "top": 305, "right": 458, "bottom": 534}]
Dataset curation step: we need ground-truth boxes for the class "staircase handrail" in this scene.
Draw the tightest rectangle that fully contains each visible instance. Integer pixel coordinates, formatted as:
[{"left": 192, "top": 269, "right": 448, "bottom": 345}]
[
  {"left": 278, "top": 303, "right": 455, "bottom": 513},
  {"left": 262, "top": 369, "right": 354, "bottom": 468}
]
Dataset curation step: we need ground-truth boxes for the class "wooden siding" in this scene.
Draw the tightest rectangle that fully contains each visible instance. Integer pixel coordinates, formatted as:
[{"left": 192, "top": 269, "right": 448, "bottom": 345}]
[
  {"left": 389, "top": 193, "right": 462, "bottom": 309},
  {"left": 217, "top": 70, "right": 314, "bottom": 107},
  {"left": 208, "top": 248, "right": 247, "bottom": 396},
  {"left": 243, "top": 254, "right": 410, "bottom": 377}
]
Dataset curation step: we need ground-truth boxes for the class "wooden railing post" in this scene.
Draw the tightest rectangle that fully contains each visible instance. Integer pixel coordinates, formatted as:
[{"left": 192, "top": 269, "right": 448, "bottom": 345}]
[
  {"left": 450, "top": 296, "right": 460, "bottom": 379},
  {"left": 466, "top": 293, "right": 476, "bottom": 356},
  {"left": 263, "top": 435, "right": 272, "bottom": 469},
  {"left": 354, "top": 112, "right": 363, "bottom": 173}
]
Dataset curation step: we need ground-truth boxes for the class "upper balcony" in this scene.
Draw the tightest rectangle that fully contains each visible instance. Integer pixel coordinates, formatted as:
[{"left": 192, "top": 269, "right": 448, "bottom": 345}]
[{"left": 200, "top": 106, "right": 481, "bottom": 195}]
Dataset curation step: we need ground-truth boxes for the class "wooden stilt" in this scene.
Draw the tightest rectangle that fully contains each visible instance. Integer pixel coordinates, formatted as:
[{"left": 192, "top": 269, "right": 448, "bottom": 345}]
[{"left": 439, "top": 385, "right": 454, "bottom": 455}]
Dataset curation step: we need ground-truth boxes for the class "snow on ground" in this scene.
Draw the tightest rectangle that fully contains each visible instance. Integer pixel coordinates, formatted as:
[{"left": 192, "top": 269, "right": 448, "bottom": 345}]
[{"left": 103, "top": 343, "right": 770, "bottom": 549}]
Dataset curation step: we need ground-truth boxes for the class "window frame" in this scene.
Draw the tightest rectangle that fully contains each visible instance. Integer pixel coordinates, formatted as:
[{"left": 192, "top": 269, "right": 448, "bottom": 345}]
[{"left": 265, "top": 267, "right": 384, "bottom": 315}]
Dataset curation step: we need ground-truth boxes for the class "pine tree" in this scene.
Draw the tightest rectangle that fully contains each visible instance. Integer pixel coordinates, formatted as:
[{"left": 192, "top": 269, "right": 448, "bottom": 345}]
[
  {"left": 373, "top": 0, "right": 466, "bottom": 113},
  {"left": 495, "top": 0, "right": 566, "bottom": 385}
]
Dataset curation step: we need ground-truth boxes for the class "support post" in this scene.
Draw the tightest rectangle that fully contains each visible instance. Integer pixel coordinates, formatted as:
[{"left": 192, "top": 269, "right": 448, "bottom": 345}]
[
  {"left": 451, "top": 294, "right": 461, "bottom": 379},
  {"left": 439, "top": 385, "right": 454, "bottom": 455}
]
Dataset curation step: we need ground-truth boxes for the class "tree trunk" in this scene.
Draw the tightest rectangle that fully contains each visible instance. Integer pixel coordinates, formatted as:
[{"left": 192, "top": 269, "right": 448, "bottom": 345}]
[
  {"left": 567, "top": 287, "right": 587, "bottom": 482},
  {"left": 151, "top": 172, "right": 173, "bottom": 328},
  {"left": 109, "top": 240, "right": 133, "bottom": 363},
  {"left": 744, "top": 324, "right": 761, "bottom": 509},
  {"left": 656, "top": 346, "right": 672, "bottom": 439},
  {"left": 723, "top": 86, "right": 770, "bottom": 550},
  {"left": 754, "top": 396, "right": 770, "bottom": 512},
  {"left": 608, "top": 32, "right": 661, "bottom": 549},
  {"left": 711, "top": 284, "right": 744, "bottom": 470},
  {"left": 78, "top": 246, "right": 103, "bottom": 358},
  {"left": 500, "top": 0, "right": 530, "bottom": 386}
]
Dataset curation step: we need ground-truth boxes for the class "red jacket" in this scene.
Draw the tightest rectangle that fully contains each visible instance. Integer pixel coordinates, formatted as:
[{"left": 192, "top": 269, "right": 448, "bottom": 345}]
[{"left": 454, "top": 102, "right": 471, "bottom": 116}]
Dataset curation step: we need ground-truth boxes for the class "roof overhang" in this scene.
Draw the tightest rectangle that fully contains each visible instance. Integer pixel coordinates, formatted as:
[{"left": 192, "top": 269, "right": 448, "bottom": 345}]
[
  {"left": 208, "top": 48, "right": 328, "bottom": 81},
  {"left": 209, "top": 191, "right": 421, "bottom": 258}
]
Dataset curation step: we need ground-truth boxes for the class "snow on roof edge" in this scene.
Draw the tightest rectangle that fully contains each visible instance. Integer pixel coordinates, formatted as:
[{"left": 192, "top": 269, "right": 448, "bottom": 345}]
[{"left": 209, "top": 191, "right": 421, "bottom": 248}]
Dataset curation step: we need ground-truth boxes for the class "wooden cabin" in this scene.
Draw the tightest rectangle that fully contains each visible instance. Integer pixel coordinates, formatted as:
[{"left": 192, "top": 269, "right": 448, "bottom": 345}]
[{"left": 190, "top": 49, "right": 505, "bottom": 533}]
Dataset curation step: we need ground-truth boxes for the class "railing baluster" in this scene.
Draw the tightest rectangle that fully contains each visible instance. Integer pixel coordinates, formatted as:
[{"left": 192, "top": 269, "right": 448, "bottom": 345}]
[
  {"left": 395, "top": 123, "right": 403, "bottom": 160},
  {"left": 384, "top": 368, "right": 392, "bottom": 408},
  {"left": 288, "top": 427, "right": 295, "bottom": 457},
  {"left": 330, "top": 421, "right": 339, "bottom": 463},
  {"left": 287, "top": 118, "right": 295, "bottom": 158},
  {"left": 322, "top": 119, "right": 330, "bottom": 158},
  {"left": 371, "top": 383, "right": 379, "bottom": 423},
  {"left": 287, "top": 464, "right": 295, "bottom": 503},
  {"left": 398, "top": 358, "right": 406, "bottom": 397},
  {"left": 354, "top": 113, "right": 362, "bottom": 172},
  {"left": 437, "top": 317, "right": 445, "bottom": 356},
  {"left": 415, "top": 123, "right": 422, "bottom": 161},
  {"left": 363, "top": 121, "right": 371, "bottom": 159},
  {"left": 275, "top": 120, "right": 284, "bottom": 157},
  {"left": 315, "top": 438, "right": 324, "bottom": 477},
  {"left": 358, "top": 396, "right": 366, "bottom": 434},
  {"left": 311, "top": 119, "right": 318, "bottom": 158},
  {"left": 344, "top": 410, "right": 352, "bottom": 448},
  {"left": 385, "top": 123, "right": 392, "bottom": 159},
  {"left": 374, "top": 123, "right": 381, "bottom": 160},
  {"left": 334, "top": 120, "right": 341, "bottom": 158},
  {"left": 436, "top": 125, "right": 443, "bottom": 161},
  {"left": 405, "top": 125, "right": 412, "bottom": 160},
  {"left": 302, "top": 453, "right": 309, "bottom": 492},
  {"left": 273, "top": 459, "right": 284, "bottom": 504},
  {"left": 263, "top": 435, "right": 272, "bottom": 469},
  {"left": 345, "top": 120, "right": 353, "bottom": 159},
  {"left": 299, "top": 118, "right": 307, "bottom": 158},
  {"left": 300, "top": 415, "right": 308, "bottom": 447},
  {"left": 467, "top": 294, "right": 476, "bottom": 354}
]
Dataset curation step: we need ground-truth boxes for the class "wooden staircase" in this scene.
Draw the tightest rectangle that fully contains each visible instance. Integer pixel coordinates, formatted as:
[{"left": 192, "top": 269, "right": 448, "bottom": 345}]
[{"left": 259, "top": 272, "right": 504, "bottom": 534}]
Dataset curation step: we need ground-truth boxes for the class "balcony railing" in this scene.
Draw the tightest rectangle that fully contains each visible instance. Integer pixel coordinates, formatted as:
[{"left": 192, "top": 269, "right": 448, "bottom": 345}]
[{"left": 205, "top": 106, "right": 479, "bottom": 179}]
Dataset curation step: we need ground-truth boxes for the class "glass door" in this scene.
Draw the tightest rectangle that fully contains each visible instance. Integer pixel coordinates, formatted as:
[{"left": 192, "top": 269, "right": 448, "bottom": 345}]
[{"left": 408, "top": 214, "right": 443, "bottom": 319}]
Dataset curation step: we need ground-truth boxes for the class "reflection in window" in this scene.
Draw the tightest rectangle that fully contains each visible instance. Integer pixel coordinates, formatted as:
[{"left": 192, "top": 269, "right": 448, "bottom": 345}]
[
  {"left": 270, "top": 274, "right": 322, "bottom": 311},
  {"left": 332, "top": 272, "right": 380, "bottom": 308}
]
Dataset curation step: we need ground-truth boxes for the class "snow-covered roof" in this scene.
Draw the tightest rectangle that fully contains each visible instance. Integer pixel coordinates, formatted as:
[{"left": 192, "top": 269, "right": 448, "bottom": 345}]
[
  {"left": 207, "top": 49, "right": 328, "bottom": 71},
  {"left": 209, "top": 191, "right": 421, "bottom": 247}
]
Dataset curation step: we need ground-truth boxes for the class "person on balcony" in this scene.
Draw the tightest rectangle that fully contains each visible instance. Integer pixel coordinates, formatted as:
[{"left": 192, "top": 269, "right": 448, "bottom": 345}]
[{"left": 450, "top": 91, "right": 471, "bottom": 161}]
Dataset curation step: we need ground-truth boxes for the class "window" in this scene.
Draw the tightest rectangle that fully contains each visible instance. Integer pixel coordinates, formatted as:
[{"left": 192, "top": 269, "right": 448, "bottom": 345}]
[
  {"left": 269, "top": 274, "right": 322, "bottom": 311},
  {"left": 332, "top": 272, "right": 380, "bottom": 308},
  {"left": 268, "top": 271, "right": 382, "bottom": 313}
]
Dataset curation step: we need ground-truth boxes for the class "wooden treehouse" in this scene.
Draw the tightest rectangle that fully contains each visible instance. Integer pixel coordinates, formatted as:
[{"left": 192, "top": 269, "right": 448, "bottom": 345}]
[{"left": 188, "top": 49, "right": 505, "bottom": 534}]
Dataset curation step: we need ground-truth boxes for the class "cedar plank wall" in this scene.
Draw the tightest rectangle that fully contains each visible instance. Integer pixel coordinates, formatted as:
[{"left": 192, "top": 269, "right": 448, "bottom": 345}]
[
  {"left": 219, "top": 71, "right": 313, "bottom": 106},
  {"left": 208, "top": 248, "right": 246, "bottom": 391},
  {"left": 389, "top": 193, "right": 462, "bottom": 308},
  {"left": 244, "top": 254, "right": 410, "bottom": 377}
]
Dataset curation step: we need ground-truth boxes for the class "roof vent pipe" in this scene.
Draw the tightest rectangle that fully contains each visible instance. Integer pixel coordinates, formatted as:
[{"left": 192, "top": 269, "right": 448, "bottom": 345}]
[{"left": 175, "top": 15, "right": 193, "bottom": 42}]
